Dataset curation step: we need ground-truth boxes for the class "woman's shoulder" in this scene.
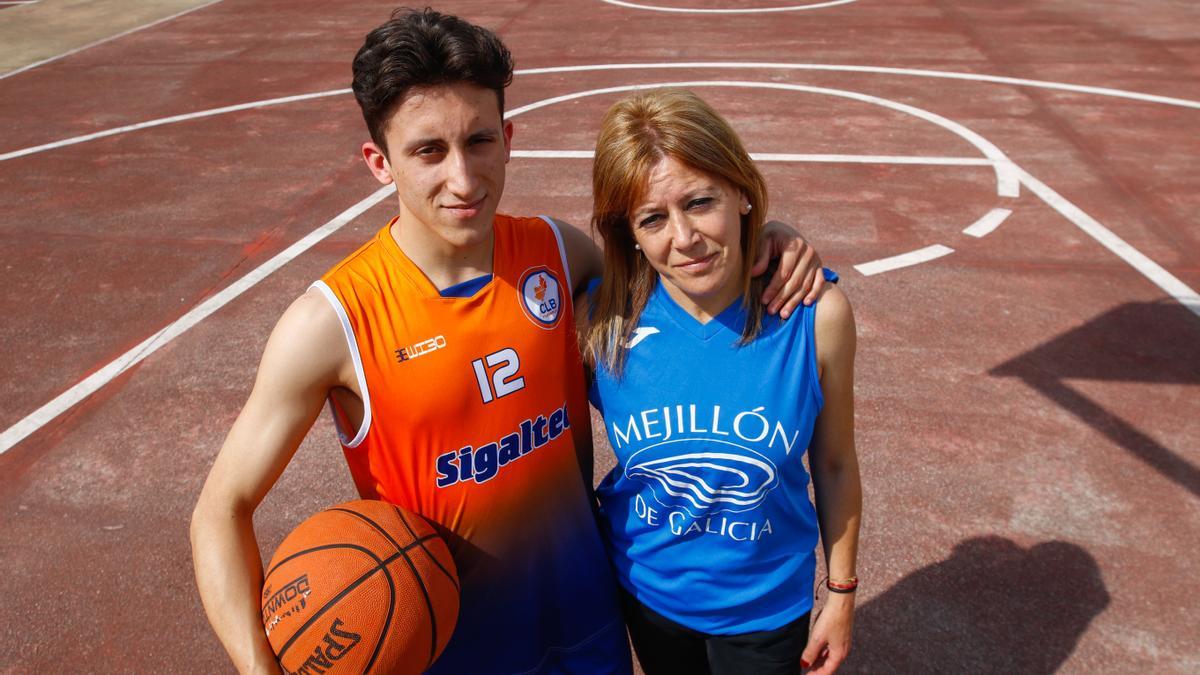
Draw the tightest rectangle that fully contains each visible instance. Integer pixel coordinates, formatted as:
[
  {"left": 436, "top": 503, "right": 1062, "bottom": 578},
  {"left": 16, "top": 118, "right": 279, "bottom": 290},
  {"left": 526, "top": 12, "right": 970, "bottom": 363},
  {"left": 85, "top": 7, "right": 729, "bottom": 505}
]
[
  {"left": 814, "top": 283, "right": 852, "bottom": 322},
  {"left": 812, "top": 283, "right": 856, "bottom": 364}
]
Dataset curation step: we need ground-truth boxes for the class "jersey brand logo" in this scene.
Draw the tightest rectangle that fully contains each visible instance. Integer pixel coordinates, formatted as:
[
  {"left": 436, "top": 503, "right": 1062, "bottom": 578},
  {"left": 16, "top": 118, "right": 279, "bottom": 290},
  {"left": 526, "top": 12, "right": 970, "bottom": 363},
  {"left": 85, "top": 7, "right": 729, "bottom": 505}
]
[
  {"left": 518, "top": 266, "right": 562, "bottom": 329},
  {"left": 395, "top": 334, "right": 446, "bottom": 364},
  {"left": 626, "top": 327, "right": 659, "bottom": 349}
]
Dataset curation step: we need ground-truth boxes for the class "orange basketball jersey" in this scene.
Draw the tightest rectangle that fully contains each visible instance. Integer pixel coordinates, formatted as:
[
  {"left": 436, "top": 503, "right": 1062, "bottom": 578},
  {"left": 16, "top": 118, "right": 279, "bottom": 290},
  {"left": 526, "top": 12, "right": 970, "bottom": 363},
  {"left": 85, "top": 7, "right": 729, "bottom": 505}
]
[{"left": 312, "top": 214, "right": 628, "bottom": 675}]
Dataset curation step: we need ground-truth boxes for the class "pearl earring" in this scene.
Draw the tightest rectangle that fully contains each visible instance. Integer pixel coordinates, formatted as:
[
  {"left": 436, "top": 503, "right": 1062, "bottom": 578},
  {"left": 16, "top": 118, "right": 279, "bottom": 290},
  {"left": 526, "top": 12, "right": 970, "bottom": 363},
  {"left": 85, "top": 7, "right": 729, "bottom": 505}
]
[{"left": 634, "top": 243, "right": 641, "bottom": 250}]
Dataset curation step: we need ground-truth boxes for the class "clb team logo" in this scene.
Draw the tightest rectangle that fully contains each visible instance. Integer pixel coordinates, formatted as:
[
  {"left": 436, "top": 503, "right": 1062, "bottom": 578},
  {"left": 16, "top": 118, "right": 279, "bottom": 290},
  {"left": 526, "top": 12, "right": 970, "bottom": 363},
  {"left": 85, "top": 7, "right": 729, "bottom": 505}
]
[
  {"left": 518, "top": 266, "right": 562, "bottom": 329},
  {"left": 626, "top": 438, "right": 779, "bottom": 518}
]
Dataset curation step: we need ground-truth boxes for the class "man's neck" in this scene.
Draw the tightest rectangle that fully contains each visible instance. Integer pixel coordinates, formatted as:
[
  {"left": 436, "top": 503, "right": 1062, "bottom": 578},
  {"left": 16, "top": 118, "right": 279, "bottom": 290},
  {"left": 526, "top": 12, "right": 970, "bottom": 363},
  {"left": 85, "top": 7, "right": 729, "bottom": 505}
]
[{"left": 389, "top": 215, "right": 495, "bottom": 292}]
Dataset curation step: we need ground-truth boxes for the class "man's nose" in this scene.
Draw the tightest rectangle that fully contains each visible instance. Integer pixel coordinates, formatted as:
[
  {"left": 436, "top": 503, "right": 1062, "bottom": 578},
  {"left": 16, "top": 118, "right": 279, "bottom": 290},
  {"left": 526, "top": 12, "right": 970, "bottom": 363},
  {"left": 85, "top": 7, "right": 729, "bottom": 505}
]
[{"left": 445, "top": 149, "right": 480, "bottom": 198}]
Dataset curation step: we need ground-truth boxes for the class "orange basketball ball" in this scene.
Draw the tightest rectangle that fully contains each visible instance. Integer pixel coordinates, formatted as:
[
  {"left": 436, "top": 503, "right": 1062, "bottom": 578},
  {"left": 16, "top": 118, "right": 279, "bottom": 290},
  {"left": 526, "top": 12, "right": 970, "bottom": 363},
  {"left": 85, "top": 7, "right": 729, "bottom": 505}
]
[{"left": 260, "top": 499, "right": 459, "bottom": 674}]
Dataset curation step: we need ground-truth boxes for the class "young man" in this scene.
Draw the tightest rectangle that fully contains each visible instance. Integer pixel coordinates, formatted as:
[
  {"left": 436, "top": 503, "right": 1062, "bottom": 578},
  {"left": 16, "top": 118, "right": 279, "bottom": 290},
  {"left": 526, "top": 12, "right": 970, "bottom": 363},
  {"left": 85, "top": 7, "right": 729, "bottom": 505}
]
[{"left": 190, "top": 8, "right": 826, "bottom": 675}]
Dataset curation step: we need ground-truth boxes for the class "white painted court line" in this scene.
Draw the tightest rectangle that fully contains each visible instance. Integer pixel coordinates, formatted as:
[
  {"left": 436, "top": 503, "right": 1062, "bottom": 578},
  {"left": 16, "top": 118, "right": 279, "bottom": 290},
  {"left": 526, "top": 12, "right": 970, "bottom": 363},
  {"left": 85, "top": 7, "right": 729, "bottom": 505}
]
[
  {"left": 0, "top": 89, "right": 350, "bottom": 162},
  {"left": 513, "top": 149, "right": 995, "bottom": 166},
  {"left": 0, "top": 185, "right": 393, "bottom": 455},
  {"left": 506, "top": 80, "right": 1021, "bottom": 198},
  {"left": 7, "top": 62, "right": 1199, "bottom": 162},
  {"left": 753, "top": 153, "right": 994, "bottom": 166},
  {"left": 599, "top": 0, "right": 857, "bottom": 13},
  {"left": 515, "top": 63, "right": 1200, "bottom": 111},
  {"left": 963, "top": 208, "right": 1013, "bottom": 238},
  {"left": 0, "top": 0, "right": 226, "bottom": 80},
  {"left": 1014, "top": 169, "right": 1200, "bottom": 318},
  {"left": 854, "top": 245, "right": 955, "bottom": 276},
  {"left": 0, "top": 2, "right": 42, "bottom": 5}
]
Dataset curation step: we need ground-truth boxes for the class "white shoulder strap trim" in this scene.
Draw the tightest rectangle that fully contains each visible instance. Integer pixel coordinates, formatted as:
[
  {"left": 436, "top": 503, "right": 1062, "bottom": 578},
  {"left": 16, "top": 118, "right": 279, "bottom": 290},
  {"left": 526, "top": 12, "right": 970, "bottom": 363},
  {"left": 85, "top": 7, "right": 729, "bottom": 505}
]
[
  {"left": 538, "top": 215, "right": 573, "bottom": 292},
  {"left": 310, "top": 280, "right": 372, "bottom": 448}
]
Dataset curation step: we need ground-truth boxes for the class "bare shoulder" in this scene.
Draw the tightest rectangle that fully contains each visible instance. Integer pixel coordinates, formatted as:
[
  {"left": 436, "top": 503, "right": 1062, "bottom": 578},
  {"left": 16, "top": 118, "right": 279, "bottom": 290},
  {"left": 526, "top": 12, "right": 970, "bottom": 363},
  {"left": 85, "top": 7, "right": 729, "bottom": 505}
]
[
  {"left": 813, "top": 284, "right": 856, "bottom": 364},
  {"left": 258, "top": 288, "right": 352, "bottom": 393},
  {"left": 814, "top": 284, "right": 853, "bottom": 325}
]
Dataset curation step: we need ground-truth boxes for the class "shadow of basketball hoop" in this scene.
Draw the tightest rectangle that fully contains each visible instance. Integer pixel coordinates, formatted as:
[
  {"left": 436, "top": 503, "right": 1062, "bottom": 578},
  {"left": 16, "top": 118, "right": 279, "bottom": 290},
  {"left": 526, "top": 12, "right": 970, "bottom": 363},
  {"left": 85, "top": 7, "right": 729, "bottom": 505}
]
[
  {"left": 988, "top": 300, "right": 1200, "bottom": 499},
  {"left": 846, "top": 536, "right": 1108, "bottom": 674}
]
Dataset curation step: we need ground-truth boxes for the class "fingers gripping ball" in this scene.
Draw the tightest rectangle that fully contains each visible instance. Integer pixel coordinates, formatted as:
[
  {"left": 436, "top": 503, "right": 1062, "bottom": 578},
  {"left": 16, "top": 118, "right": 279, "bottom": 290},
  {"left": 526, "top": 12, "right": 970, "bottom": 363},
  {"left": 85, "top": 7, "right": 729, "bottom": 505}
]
[{"left": 260, "top": 500, "right": 459, "bottom": 674}]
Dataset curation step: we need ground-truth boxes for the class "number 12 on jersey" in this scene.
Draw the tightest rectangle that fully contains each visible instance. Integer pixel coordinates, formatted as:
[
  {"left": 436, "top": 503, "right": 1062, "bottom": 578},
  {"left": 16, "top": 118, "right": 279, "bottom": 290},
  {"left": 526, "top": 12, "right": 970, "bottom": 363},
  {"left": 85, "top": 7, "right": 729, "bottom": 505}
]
[{"left": 471, "top": 348, "right": 526, "bottom": 404}]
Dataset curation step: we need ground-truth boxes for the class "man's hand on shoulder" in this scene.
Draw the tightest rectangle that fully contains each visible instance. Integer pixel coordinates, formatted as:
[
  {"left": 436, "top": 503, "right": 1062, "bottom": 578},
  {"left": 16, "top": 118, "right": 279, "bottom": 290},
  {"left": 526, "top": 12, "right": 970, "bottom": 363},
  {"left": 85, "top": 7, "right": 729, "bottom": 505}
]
[{"left": 753, "top": 220, "right": 827, "bottom": 319}]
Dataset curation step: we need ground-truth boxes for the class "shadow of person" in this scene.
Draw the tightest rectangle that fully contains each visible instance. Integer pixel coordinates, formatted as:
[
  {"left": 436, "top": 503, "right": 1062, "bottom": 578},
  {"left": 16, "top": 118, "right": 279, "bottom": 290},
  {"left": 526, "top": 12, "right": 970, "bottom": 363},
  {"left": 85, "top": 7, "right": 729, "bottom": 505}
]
[{"left": 844, "top": 536, "right": 1109, "bottom": 674}]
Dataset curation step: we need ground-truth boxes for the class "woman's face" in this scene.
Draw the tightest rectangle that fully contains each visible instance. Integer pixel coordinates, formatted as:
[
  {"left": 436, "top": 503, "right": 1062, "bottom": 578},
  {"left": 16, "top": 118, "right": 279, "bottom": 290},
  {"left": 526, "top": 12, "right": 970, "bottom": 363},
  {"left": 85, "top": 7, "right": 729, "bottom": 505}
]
[{"left": 628, "top": 155, "right": 748, "bottom": 319}]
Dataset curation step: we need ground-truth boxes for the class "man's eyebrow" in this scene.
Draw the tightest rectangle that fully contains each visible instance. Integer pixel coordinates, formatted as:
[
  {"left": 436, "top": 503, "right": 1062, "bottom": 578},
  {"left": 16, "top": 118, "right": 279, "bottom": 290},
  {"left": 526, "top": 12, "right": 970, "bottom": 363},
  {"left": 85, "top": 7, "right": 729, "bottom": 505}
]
[
  {"left": 404, "top": 137, "right": 443, "bottom": 152},
  {"left": 403, "top": 127, "right": 501, "bottom": 152}
]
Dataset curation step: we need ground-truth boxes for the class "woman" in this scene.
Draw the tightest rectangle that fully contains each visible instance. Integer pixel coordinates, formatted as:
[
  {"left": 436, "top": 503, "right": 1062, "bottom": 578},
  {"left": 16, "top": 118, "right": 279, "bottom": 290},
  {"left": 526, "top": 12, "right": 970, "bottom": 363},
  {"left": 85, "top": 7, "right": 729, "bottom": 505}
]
[{"left": 583, "top": 89, "right": 862, "bottom": 675}]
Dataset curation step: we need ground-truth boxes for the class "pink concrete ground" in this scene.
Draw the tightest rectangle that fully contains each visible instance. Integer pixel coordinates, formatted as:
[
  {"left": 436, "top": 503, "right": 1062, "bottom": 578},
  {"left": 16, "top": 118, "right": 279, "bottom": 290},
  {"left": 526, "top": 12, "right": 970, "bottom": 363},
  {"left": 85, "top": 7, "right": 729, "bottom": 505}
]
[{"left": 1, "top": 0, "right": 1198, "bottom": 672}]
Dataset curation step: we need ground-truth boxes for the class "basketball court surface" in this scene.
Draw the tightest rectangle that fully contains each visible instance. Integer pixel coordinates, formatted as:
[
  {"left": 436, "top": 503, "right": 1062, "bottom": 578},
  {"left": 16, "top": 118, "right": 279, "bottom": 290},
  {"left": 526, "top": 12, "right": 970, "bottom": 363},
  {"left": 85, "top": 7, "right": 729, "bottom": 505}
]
[{"left": 1, "top": 0, "right": 1197, "bottom": 672}]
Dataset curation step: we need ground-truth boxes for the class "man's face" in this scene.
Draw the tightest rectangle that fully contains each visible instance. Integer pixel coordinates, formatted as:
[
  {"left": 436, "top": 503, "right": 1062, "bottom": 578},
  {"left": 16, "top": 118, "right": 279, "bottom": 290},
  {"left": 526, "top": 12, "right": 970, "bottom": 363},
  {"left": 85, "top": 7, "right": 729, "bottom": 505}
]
[{"left": 374, "top": 83, "right": 512, "bottom": 252}]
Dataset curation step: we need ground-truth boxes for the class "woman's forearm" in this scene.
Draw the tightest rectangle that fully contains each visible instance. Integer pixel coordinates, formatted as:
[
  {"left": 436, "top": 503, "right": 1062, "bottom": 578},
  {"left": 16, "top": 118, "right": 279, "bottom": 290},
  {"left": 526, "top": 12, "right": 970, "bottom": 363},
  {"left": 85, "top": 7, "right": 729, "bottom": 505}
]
[{"left": 811, "top": 457, "right": 862, "bottom": 580}]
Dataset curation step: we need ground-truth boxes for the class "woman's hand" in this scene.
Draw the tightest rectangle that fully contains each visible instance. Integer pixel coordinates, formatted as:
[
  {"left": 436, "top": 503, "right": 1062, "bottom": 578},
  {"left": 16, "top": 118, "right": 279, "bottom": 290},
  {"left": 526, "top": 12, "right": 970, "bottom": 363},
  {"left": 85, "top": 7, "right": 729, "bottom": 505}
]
[
  {"left": 801, "top": 592, "right": 855, "bottom": 673},
  {"left": 752, "top": 220, "right": 826, "bottom": 319}
]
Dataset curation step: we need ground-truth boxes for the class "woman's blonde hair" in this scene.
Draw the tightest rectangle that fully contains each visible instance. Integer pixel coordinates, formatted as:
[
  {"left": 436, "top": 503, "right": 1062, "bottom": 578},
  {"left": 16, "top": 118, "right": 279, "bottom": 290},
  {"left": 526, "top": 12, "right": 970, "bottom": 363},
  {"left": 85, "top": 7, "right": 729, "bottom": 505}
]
[{"left": 586, "top": 88, "right": 769, "bottom": 375}]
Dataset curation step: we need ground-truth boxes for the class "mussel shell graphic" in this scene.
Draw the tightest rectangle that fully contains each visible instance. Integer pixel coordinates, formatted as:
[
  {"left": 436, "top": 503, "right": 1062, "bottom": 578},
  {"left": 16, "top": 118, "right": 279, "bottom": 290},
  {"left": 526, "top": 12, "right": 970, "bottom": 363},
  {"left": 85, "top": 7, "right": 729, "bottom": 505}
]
[{"left": 625, "top": 438, "right": 779, "bottom": 517}]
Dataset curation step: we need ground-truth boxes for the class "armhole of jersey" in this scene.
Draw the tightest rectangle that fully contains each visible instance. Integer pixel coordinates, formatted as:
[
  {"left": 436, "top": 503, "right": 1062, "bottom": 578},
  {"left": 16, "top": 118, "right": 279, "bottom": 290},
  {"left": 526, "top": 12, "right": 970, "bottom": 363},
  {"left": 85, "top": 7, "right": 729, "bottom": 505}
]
[
  {"left": 310, "top": 280, "right": 372, "bottom": 448},
  {"left": 804, "top": 302, "right": 826, "bottom": 413},
  {"left": 538, "top": 215, "right": 573, "bottom": 310}
]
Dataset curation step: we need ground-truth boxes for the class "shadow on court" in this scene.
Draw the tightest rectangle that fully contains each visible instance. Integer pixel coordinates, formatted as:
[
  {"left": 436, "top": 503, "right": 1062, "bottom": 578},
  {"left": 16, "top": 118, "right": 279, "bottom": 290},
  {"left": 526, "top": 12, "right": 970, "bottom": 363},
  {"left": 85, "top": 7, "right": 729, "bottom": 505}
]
[
  {"left": 990, "top": 300, "right": 1200, "bottom": 499},
  {"left": 846, "top": 536, "right": 1108, "bottom": 674}
]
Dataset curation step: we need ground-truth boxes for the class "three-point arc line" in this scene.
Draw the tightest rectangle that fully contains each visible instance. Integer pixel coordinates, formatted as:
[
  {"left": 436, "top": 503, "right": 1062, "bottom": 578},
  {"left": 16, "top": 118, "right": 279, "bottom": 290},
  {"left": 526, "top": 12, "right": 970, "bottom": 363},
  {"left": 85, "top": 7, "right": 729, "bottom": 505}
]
[{"left": 1, "top": 64, "right": 1198, "bottom": 455}]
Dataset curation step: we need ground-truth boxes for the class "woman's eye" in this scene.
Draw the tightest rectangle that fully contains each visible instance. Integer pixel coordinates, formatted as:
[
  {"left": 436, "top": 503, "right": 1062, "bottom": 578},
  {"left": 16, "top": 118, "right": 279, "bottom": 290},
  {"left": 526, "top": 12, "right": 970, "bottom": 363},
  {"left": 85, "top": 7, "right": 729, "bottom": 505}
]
[
  {"left": 638, "top": 214, "right": 662, "bottom": 228},
  {"left": 688, "top": 197, "right": 713, "bottom": 209}
]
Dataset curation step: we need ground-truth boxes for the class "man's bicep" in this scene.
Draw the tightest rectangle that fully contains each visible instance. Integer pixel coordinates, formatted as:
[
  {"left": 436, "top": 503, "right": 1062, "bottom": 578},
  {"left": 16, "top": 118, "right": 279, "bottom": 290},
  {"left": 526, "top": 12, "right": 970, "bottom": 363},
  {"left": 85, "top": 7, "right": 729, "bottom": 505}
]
[{"left": 201, "top": 293, "right": 347, "bottom": 510}]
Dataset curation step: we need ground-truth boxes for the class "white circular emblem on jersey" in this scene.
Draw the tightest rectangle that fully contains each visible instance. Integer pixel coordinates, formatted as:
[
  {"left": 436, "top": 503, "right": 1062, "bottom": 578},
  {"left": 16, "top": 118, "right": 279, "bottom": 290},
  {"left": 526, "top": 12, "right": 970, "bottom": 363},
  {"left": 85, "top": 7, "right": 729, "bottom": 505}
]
[{"left": 518, "top": 266, "right": 563, "bottom": 329}]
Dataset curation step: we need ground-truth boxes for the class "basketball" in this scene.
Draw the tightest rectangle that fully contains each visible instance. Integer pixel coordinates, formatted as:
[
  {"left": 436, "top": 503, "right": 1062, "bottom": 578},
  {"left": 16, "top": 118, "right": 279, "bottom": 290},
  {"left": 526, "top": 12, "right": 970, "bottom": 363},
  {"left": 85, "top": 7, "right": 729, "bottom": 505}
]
[{"left": 260, "top": 499, "right": 459, "bottom": 674}]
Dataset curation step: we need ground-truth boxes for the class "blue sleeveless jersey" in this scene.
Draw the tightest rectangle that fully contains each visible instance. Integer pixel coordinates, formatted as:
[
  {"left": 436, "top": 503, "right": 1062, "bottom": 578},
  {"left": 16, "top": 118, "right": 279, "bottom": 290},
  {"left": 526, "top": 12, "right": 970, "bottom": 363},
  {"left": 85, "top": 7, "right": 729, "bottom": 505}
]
[{"left": 590, "top": 271, "right": 836, "bottom": 635}]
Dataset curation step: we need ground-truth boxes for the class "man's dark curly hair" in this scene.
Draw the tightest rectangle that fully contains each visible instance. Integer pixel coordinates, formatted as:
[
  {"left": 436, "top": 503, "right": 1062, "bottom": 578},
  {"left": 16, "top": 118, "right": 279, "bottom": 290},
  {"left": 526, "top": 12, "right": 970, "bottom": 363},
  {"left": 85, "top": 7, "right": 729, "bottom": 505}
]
[{"left": 352, "top": 7, "right": 514, "bottom": 155}]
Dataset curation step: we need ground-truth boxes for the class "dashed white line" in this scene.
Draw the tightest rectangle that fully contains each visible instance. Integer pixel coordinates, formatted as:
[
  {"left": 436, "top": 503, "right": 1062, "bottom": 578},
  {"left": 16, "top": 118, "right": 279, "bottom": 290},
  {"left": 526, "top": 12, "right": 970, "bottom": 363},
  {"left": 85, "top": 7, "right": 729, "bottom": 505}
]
[
  {"left": 963, "top": 207, "right": 1013, "bottom": 238},
  {"left": 855, "top": 245, "right": 955, "bottom": 276},
  {"left": 0, "top": 184, "right": 393, "bottom": 455}
]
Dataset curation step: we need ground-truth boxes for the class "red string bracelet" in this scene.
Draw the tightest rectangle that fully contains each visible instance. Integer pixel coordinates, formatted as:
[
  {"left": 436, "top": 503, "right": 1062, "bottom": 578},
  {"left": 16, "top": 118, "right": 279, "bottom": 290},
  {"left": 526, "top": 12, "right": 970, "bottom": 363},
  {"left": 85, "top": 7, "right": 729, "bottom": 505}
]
[{"left": 825, "top": 576, "right": 859, "bottom": 593}]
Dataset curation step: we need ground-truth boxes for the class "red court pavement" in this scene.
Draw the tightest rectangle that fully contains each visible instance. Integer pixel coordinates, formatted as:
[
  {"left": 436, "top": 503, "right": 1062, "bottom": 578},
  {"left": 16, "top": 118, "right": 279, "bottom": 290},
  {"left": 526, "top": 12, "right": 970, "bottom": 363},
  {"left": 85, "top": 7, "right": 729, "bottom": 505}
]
[{"left": 1, "top": 0, "right": 1198, "bottom": 672}]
